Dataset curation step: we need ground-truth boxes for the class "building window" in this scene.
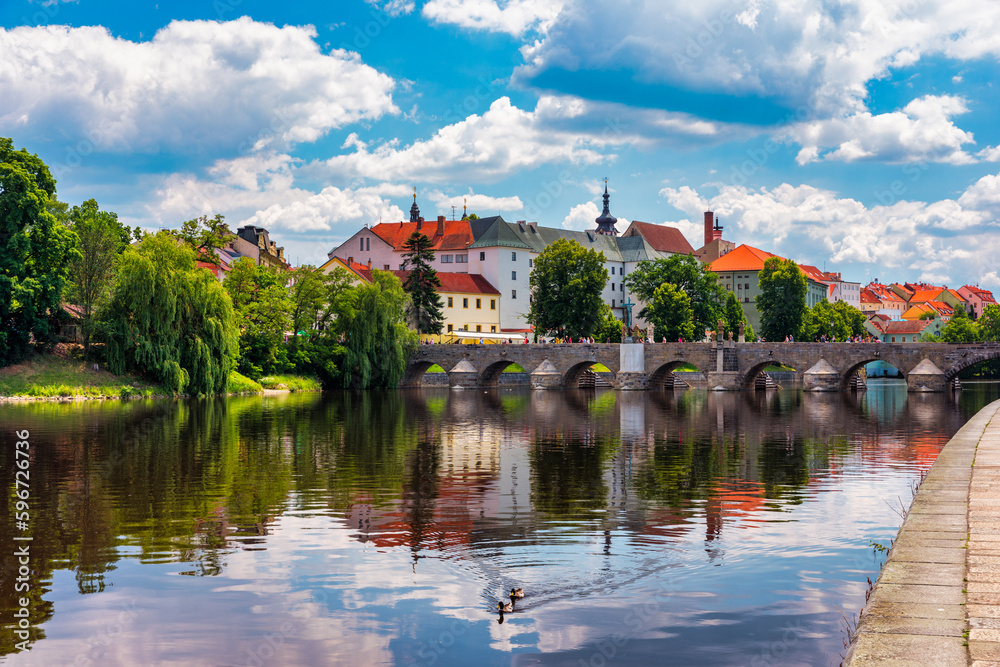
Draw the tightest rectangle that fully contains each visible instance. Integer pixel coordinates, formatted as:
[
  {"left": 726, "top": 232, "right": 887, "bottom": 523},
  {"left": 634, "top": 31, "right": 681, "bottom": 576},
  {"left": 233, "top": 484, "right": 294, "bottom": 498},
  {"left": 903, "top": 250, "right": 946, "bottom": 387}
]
[
  {"left": 512, "top": 270, "right": 516, "bottom": 280},
  {"left": 611, "top": 283, "right": 615, "bottom": 291},
  {"left": 463, "top": 325, "right": 469, "bottom": 331},
  {"left": 360, "top": 238, "right": 364, "bottom": 250},
  {"left": 463, "top": 298, "right": 469, "bottom": 308},
  {"left": 476, "top": 324, "right": 482, "bottom": 332},
  {"left": 383, "top": 265, "right": 389, "bottom": 270},
  {"left": 745, "top": 283, "right": 749, "bottom": 289},
  {"left": 476, "top": 298, "right": 481, "bottom": 309},
  {"left": 480, "top": 252, "right": 485, "bottom": 261},
  {"left": 612, "top": 299, "right": 616, "bottom": 307},
  {"left": 528, "top": 259, "right": 533, "bottom": 267},
  {"left": 447, "top": 297, "right": 453, "bottom": 307},
  {"left": 612, "top": 267, "right": 616, "bottom": 275},
  {"left": 490, "top": 299, "right": 496, "bottom": 310},
  {"left": 442, "top": 255, "right": 453, "bottom": 263},
  {"left": 512, "top": 290, "right": 517, "bottom": 299},
  {"left": 366, "top": 237, "right": 370, "bottom": 251},
  {"left": 491, "top": 325, "right": 496, "bottom": 333},
  {"left": 744, "top": 297, "right": 749, "bottom": 303},
  {"left": 456, "top": 254, "right": 467, "bottom": 263},
  {"left": 512, "top": 252, "right": 517, "bottom": 261},
  {"left": 621, "top": 284, "right": 624, "bottom": 291},
  {"left": 447, "top": 324, "right": 453, "bottom": 332},
  {"left": 891, "top": 336, "right": 896, "bottom": 342}
]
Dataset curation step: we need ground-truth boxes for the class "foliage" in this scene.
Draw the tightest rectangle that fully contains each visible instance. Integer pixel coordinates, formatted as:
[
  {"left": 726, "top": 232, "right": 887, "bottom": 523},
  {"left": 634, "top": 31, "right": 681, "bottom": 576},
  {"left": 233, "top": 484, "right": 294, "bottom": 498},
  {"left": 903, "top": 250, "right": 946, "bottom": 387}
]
[
  {"left": 102, "top": 233, "right": 239, "bottom": 394},
  {"left": 723, "top": 291, "right": 748, "bottom": 340},
  {"left": 173, "top": 214, "right": 233, "bottom": 264},
  {"left": 595, "top": 303, "right": 623, "bottom": 343},
  {"left": 401, "top": 231, "right": 444, "bottom": 334},
  {"left": 623, "top": 254, "right": 726, "bottom": 335},
  {"left": 225, "top": 257, "right": 292, "bottom": 379},
  {"left": 756, "top": 257, "right": 808, "bottom": 342},
  {"left": 800, "top": 300, "right": 867, "bottom": 341},
  {"left": 940, "top": 306, "right": 980, "bottom": 343},
  {"left": 226, "top": 371, "right": 263, "bottom": 394},
  {"left": 336, "top": 270, "right": 416, "bottom": 389},
  {"left": 65, "top": 199, "right": 131, "bottom": 352},
  {"left": 528, "top": 238, "right": 608, "bottom": 339},
  {"left": 979, "top": 304, "right": 1000, "bottom": 342},
  {"left": 920, "top": 331, "right": 942, "bottom": 342},
  {"left": 287, "top": 264, "right": 339, "bottom": 369},
  {"left": 0, "top": 138, "right": 80, "bottom": 365},
  {"left": 918, "top": 310, "right": 937, "bottom": 320},
  {"left": 647, "top": 283, "right": 696, "bottom": 341}
]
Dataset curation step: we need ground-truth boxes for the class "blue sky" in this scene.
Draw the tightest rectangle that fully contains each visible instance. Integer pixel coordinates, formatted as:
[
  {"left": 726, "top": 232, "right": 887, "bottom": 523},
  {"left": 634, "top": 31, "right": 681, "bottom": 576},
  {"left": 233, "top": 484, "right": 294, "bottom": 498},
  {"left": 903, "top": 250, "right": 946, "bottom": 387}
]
[{"left": 2, "top": 0, "right": 999, "bottom": 289}]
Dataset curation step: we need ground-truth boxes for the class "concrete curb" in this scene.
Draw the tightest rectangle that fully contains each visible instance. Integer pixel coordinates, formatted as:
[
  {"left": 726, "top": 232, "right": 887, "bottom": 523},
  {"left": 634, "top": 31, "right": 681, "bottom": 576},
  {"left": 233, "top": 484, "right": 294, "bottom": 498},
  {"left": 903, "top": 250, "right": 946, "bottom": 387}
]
[{"left": 844, "top": 399, "right": 1000, "bottom": 666}]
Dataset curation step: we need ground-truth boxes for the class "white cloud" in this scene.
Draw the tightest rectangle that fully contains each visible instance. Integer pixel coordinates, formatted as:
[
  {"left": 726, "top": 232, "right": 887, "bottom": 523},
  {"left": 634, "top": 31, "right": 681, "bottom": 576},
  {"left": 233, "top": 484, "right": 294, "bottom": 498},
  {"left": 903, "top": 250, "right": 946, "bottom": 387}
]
[
  {"left": 660, "top": 173, "right": 1000, "bottom": 287},
  {"left": 426, "top": 189, "right": 524, "bottom": 216},
  {"left": 783, "top": 95, "right": 977, "bottom": 165},
  {"left": 561, "top": 201, "right": 599, "bottom": 230},
  {"left": 422, "top": 0, "right": 565, "bottom": 36},
  {"left": 313, "top": 94, "right": 731, "bottom": 184},
  {"left": 365, "top": 0, "right": 415, "bottom": 17},
  {"left": 0, "top": 19, "right": 397, "bottom": 157},
  {"left": 515, "top": 0, "right": 1000, "bottom": 119}
]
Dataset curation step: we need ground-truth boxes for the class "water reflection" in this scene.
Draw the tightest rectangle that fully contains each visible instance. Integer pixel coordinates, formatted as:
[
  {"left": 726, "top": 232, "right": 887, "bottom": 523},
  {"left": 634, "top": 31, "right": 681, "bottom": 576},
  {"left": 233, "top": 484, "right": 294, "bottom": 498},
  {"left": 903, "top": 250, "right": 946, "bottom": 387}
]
[{"left": 0, "top": 383, "right": 997, "bottom": 666}]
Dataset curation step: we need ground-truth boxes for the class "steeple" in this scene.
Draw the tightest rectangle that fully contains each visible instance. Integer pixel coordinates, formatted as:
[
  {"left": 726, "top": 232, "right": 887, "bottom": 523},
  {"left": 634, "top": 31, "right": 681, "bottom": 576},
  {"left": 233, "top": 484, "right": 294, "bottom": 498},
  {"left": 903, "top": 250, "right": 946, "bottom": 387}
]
[
  {"left": 461, "top": 197, "right": 468, "bottom": 220},
  {"left": 409, "top": 187, "right": 420, "bottom": 222},
  {"left": 594, "top": 178, "right": 618, "bottom": 236}
]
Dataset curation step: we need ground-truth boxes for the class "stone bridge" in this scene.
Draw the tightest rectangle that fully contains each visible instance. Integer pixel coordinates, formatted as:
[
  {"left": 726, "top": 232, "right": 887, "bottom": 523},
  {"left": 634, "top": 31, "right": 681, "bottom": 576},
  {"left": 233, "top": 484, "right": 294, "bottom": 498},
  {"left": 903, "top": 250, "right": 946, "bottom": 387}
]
[{"left": 404, "top": 341, "right": 1000, "bottom": 392}]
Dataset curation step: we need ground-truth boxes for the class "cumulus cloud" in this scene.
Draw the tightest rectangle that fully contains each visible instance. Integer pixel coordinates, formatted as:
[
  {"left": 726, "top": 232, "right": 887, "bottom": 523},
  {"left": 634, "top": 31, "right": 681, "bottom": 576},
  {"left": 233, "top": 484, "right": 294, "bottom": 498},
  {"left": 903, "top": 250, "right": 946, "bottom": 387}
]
[
  {"left": 783, "top": 95, "right": 977, "bottom": 165},
  {"left": 515, "top": 0, "right": 1000, "bottom": 119},
  {"left": 660, "top": 173, "right": 1000, "bottom": 287},
  {"left": 314, "top": 94, "right": 730, "bottom": 184},
  {"left": 422, "top": 0, "right": 565, "bottom": 36},
  {"left": 364, "top": 0, "right": 415, "bottom": 17},
  {"left": 426, "top": 189, "right": 524, "bottom": 216},
  {"left": 0, "top": 19, "right": 397, "bottom": 158}
]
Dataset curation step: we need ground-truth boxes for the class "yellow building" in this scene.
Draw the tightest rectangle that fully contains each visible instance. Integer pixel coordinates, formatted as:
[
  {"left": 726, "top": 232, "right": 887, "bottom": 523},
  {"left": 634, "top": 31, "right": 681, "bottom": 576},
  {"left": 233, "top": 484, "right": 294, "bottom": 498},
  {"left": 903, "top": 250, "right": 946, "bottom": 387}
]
[{"left": 318, "top": 258, "right": 504, "bottom": 343}]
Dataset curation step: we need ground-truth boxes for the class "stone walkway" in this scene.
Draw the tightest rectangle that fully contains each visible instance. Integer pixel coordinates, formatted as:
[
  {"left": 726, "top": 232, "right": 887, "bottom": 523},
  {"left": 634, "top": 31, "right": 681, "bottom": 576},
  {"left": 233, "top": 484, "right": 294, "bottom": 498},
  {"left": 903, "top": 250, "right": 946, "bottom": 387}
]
[{"left": 846, "top": 399, "right": 1000, "bottom": 666}]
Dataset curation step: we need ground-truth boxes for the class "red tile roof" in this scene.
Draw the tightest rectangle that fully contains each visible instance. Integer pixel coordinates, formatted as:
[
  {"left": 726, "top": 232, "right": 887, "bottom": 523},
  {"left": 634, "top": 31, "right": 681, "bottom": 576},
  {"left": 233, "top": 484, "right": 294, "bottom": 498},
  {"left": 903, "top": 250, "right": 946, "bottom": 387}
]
[
  {"left": 370, "top": 220, "right": 474, "bottom": 252},
  {"left": 351, "top": 266, "right": 499, "bottom": 295},
  {"left": 708, "top": 244, "right": 780, "bottom": 272},
  {"left": 962, "top": 285, "right": 997, "bottom": 302},
  {"left": 628, "top": 221, "right": 695, "bottom": 254},
  {"left": 860, "top": 288, "right": 881, "bottom": 304},
  {"left": 883, "top": 320, "right": 933, "bottom": 334}
]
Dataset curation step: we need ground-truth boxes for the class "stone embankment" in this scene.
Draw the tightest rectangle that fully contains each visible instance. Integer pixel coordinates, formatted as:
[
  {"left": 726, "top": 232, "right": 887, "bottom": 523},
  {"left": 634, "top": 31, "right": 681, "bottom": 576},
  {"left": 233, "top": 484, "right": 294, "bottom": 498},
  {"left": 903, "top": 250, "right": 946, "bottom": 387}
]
[{"left": 845, "top": 399, "right": 1000, "bottom": 665}]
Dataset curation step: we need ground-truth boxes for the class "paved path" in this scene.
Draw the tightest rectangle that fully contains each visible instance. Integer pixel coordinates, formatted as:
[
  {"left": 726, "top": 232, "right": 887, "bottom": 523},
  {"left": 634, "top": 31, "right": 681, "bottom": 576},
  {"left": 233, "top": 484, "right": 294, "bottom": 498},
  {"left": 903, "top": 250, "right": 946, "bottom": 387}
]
[{"left": 846, "top": 399, "right": 1000, "bottom": 666}]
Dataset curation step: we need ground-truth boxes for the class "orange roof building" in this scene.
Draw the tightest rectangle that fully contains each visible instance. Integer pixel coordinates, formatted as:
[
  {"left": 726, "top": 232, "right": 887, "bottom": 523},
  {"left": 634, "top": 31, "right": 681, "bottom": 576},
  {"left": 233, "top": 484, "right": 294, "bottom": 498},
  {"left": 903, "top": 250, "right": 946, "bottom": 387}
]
[{"left": 959, "top": 285, "right": 998, "bottom": 318}]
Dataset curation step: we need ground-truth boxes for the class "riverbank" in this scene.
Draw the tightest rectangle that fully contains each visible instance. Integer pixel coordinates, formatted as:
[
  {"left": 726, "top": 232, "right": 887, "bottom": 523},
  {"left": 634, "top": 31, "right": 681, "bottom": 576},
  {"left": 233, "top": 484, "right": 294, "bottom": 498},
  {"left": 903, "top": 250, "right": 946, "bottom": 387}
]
[
  {"left": 0, "top": 351, "right": 321, "bottom": 401},
  {"left": 844, "top": 397, "right": 1000, "bottom": 665}
]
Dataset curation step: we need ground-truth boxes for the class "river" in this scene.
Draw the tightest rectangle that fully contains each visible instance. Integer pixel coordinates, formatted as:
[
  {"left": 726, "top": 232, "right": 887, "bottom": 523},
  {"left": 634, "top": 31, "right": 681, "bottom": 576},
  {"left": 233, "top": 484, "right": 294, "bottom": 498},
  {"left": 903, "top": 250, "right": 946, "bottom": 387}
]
[{"left": 1, "top": 381, "right": 998, "bottom": 666}]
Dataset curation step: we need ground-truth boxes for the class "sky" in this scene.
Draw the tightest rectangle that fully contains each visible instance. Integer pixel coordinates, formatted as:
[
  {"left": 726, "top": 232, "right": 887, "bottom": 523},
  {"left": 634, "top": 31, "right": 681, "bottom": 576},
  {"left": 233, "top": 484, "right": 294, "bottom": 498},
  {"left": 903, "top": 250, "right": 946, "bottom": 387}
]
[{"left": 2, "top": 0, "right": 1000, "bottom": 289}]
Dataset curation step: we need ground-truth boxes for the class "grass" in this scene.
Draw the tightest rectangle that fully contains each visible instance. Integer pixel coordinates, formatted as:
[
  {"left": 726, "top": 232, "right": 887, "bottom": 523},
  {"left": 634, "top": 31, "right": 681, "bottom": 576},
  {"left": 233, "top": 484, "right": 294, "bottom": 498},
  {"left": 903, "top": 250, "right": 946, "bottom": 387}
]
[
  {"left": 426, "top": 363, "right": 526, "bottom": 373},
  {"left": 0, "top": 352, "right": 167, "bottom": 399},
  {"left": 257, "top": 375, "right": 322, "bottom": 392},
  {"left": 226, "top": 371, "right": 263, "bottom": 394}
]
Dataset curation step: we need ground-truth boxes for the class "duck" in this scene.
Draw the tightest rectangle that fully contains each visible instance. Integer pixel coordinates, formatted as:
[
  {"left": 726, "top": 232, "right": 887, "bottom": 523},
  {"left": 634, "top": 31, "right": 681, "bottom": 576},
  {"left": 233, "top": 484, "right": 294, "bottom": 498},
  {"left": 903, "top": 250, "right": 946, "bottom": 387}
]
[
  {"left": 509, "top": 587, "right": 524, "bottom": 599},
  {"left": 497, "top": 600, "right": 514, "bottom": 613}
]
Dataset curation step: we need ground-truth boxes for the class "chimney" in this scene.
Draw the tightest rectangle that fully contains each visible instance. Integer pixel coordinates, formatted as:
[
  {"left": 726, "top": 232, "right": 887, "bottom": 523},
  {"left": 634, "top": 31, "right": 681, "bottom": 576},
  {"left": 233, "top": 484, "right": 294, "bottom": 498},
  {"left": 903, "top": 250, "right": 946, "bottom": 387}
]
[
  {"left": 367, "top": 259, "right": 372, "bottom": 269},
  {"left": 712, "top": 215, "right": 723, "bottom": 242},
  {"left": 348, "top": 256, "right": 353, "bottom": 265},
  {"left": 416, "top": 217, "right": 423, "bottom": 231},
  {"left": 437, "top": 215, "right": 445, "bottom": 236}
]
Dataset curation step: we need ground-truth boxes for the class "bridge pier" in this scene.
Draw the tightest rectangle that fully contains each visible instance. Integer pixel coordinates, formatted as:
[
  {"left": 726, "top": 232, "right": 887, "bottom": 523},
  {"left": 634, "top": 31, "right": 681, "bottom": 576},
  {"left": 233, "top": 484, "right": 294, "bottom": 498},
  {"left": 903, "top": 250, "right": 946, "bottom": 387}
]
[
  {"left": 906, "top": 359, "right": 948, "bottom": 392},
  {"left": 617, "top": 343, "right": 648, "bottom": 391},
  {"left": 706, "top": 372, "right": 741, "bottom": 391},
  {"left": 530, "top": 360, "right": 562, "bottom": 389},
  {"left": 447, "top": 359, "right": 480, "bottom": 389},
  {"left": 803, "top": 359, "right": 840, "bottom": 392}
]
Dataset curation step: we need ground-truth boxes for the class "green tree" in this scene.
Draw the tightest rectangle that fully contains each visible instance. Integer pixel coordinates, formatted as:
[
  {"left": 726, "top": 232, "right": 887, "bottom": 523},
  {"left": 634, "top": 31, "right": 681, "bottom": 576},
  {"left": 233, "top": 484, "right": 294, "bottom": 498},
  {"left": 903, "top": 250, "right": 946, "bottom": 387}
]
[
  {"left": 648, "top": 283, "right": 696, "bottom": 341},
  {"left": 757, "top": 257, "right": 808, "bottom": 342},
  {"left": 65, "top": 199, "right": 131, "bottom": 353},
  {"left": 918, "top": 310, "right": 937, "bottom": 320},
  {"left": 400, "top": 231, "right": 444, "bottom": 334},
  {"left": 800, "top": 300, "right": 867, "bottom": 341},
  {"left": 595, "top": 303, "right": 623, "bottom": 343},
  {"left": 287, "top": 264, "right": 335, "bottom": 369},
  {"left": 723, "top": 291, "right": 747, "bottom": 340},
  {"left": 174, "top": 214, "right": 233, "bottom": 265},
  {"left": 623, "top": 254, "right": 726, "bottom": 336},
  {"left": 980, "top": 304, "right": 1000, "bottom": 342},
  {"left": 940, "top": 306, "right": 980, "bottom": 343},
  {"left": 224, "top": 257, "right": 292, "bottom": 379},
  {"left": 528, "top": 238, "right": 608, "bottom": 339},
  {"left": 102, "top": 233, "right": 238, "bottom": 394},
  {"left": 337, "top": 269, "right": 416, "bottom": 389},
  {"left": 0, "top": 138, "right": 79, "bottom": 365}
]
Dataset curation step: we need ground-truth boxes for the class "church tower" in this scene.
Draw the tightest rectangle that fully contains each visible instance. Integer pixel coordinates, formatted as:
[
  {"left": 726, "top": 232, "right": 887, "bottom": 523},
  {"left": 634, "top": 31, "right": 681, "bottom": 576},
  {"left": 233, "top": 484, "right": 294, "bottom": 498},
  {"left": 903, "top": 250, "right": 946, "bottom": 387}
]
[{"left": 594, "top": 179, "right": 618, "bottom": 236}]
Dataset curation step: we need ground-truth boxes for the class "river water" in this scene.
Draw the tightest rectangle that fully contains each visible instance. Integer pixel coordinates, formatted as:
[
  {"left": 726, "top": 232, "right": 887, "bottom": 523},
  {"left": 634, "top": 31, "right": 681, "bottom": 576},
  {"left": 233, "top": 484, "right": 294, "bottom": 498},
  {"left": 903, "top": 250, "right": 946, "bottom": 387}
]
[{"left": 1, "top": 381, "right": 998, "bottom": 666}]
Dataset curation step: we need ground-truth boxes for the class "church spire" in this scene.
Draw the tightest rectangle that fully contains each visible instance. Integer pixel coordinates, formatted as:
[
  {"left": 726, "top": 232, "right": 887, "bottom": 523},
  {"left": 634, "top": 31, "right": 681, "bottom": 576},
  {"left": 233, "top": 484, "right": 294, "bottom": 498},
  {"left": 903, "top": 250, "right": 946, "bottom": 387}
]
[
  {"left": 594, "top": 178, "right": 618, "bottom": 236},
  {"left": 409, "top": 187, "right": 420, "bottom": 222}
]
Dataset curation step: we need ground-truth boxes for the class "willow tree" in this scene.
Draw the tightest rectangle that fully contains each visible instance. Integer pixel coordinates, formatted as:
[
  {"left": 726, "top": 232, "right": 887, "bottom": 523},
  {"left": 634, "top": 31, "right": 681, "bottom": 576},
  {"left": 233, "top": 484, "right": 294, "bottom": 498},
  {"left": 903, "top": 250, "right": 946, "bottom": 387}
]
[
  {"left": 102, "top": 233, "right": 238, "bottom": 394},
  {"left": 337, "top": 270, "right": 416, "bottom": 389}
]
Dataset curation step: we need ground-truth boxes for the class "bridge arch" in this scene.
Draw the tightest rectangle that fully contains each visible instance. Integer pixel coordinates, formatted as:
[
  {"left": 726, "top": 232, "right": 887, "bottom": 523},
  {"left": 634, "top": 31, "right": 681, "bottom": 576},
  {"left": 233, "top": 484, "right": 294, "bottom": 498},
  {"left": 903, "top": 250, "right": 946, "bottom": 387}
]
[
  {"left": 479, "top": 359, "right": 520, "bottom": 386},
  {"left": 738, "top": 360, "right": 794, "bottom": 390},
  {"left": 401, "top": 359, "right": 440, "bottom": 387},
  {"left": 945, "top": 349, "right": 1000, "bottom": 381},
  {"left": 648, "top": 360, "right": 705, "bottom": 389},
  {"left": 561, "top": 360, "right": 619, "bottom": 389}
]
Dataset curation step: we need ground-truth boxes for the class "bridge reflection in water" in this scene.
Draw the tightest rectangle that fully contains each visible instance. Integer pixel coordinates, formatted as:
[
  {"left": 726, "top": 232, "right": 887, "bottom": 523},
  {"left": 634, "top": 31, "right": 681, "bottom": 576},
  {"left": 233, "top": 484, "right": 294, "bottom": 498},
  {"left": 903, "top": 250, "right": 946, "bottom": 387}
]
[{"left": 406, "top": 341, "right": 1000, "bottom": 392}]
